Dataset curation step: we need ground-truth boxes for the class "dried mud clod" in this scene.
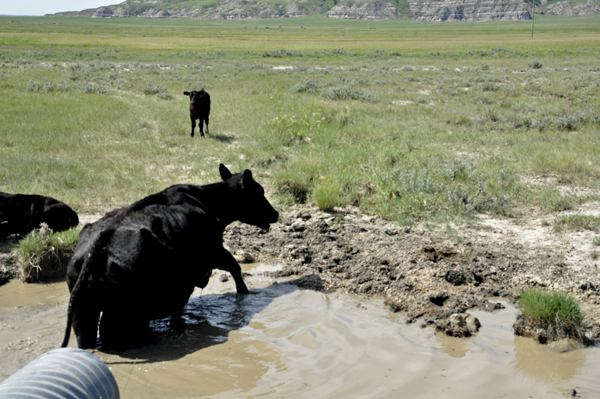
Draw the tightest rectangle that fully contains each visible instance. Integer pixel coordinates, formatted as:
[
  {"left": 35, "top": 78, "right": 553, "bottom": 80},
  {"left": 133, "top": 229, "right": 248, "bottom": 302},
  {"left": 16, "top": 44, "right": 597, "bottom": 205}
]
[{"left": 435, "top": 313, "right": 481, "bottom": 338}]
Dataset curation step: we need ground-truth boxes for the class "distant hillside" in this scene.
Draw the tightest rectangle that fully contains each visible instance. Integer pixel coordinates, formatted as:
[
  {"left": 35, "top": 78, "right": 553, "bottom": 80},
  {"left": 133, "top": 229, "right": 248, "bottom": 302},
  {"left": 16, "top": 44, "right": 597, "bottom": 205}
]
[{"left": 45, "top": 0, "right": 600, "bottom": 20}]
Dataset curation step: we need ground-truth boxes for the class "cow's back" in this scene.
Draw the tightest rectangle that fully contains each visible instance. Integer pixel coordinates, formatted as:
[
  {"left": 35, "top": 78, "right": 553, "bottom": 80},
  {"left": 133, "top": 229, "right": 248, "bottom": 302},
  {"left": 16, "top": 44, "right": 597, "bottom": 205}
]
[{"left": 67, "top": 198, "right": 224, "bottom": 319}]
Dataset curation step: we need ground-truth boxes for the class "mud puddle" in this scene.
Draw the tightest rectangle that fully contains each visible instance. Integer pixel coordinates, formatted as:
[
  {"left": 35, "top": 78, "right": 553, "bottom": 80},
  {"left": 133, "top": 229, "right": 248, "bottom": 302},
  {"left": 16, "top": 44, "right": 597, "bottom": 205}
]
[{"left": 1, "top": 264, "right": 600, "bottom": 398}]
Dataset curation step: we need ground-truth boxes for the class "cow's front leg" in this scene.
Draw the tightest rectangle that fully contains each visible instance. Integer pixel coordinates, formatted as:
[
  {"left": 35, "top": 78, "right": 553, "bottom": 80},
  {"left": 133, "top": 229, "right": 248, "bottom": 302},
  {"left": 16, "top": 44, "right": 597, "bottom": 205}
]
[
  {"left": 199, "top": 120, "right": 205, "bottom": 137},
  {"left": 218, "top": 249, "right": 249, "bottom": 294},
  {"left": 190, "top": 118, "right": 196, "bottom": 137},
  {"left": 204, "top": 116, "right": 209, "bottom": 135}
]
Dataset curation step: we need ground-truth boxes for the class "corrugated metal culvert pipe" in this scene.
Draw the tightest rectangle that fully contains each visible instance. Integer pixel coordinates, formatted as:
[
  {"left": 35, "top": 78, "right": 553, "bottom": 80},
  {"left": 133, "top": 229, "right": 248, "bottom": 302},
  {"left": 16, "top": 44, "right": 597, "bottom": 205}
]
[{"left": 0, "top": 348, "right": 120, "bottom": 399}]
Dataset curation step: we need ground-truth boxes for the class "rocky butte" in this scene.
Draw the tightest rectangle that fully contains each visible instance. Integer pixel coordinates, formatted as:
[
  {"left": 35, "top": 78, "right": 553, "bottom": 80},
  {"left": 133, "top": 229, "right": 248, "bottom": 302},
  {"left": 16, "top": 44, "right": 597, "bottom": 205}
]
[
  {"left": 409, "top": 0, "right": 531, "bottom": 21},
  {"left": 46, "top": 0, "right": 600, "bottom": 20}
]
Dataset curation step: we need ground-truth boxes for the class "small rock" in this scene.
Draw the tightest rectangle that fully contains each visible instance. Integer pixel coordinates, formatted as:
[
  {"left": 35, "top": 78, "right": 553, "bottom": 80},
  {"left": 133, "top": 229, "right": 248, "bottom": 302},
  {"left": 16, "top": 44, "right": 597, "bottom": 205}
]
[
  {"left": 580, "top": 282, "right": 595, "bottom": 291},
  {"left": 383, "top": 224, "right": 398, "bottom": 235},
  {"left": 445, "top": 270, "right": 466, "bottom": 286},
  {"left": 234, "top": 250, "right": 255, "bottom": 264},
  {"left": 529, "top": 276, "right": 546, "bottom": 287},
  {"left": 479, "top": 300, "right": 505, "bottom": 312},
  {"left": 297, "top": 211, "right": 311, "bottom": 221},
  {"left": 465, "top": 315, "right": 481, "bottom": 333},
  {"left": 436, "top": 313, "right": 480, "bottom": 337},
  {"left": 291, "top": 220, "right": 306, "bottom": 232},
  {"left": 219, "top": 274, "right": 229, "bottom": 282}
]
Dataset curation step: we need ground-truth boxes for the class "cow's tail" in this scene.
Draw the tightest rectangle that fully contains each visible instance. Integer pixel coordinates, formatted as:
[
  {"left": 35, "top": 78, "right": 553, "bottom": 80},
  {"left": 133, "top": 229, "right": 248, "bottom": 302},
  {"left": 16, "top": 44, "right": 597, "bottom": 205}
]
[
  {"left": 61, "top": 229, "right": 111, "bottom": 348},
  {"left": 60, "top": 263, "right": 87, "bottom": 348}
]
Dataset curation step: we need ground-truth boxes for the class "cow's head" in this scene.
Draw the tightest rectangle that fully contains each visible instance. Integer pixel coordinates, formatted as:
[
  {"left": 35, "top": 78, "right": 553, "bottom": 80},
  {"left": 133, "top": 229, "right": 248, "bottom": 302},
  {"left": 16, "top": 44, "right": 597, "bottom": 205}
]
[
  {"left": 219, "top": 164, "right": 279, "bottom": 230},
  {"left": 183, "top": 90, "right": 206, "bottom": 106}
]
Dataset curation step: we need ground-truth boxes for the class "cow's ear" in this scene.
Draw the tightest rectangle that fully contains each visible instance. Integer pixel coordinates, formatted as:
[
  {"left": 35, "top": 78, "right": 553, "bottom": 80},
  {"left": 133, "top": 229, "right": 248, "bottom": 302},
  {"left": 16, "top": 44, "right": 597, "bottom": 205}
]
[
  {"left": 183, "top": 91, "right": 190, "bottom": 96},
  {"left": 219, "top": 164, "right": 232, "bottom": 181},
  {"left": 241, "top": 170, "right": 253, "bottom": 188}
]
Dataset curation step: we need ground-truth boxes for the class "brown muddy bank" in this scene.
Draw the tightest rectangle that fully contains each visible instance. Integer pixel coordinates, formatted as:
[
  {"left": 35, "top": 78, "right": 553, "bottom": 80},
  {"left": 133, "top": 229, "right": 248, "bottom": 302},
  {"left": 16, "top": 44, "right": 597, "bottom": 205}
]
[{"left": 223, "top": 204, "right": 600, "bottom": 341}]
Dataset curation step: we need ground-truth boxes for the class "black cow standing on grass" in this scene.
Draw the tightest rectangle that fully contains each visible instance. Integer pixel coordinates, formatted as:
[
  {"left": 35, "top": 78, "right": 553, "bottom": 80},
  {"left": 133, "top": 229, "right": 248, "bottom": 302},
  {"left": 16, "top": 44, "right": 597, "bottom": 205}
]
[
  {"left": 61, "top": 164, "right": 279, "bottom": 350},
  {"left": 183, "top": 89, "right": 210, "bottom": 137},
  {"left": 0, "top": 192, "right": 79, "bottom": 239}
]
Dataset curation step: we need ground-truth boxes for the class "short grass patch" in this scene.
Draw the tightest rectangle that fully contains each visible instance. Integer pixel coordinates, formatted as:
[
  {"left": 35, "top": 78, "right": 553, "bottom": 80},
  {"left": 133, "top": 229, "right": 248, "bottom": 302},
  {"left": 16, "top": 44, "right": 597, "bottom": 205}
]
[
  {"left": 13, "top": 224, "right": 79, "bottom": 283},
  {"left": 514, "top": 288, "right": 586, "bottom": 343}
]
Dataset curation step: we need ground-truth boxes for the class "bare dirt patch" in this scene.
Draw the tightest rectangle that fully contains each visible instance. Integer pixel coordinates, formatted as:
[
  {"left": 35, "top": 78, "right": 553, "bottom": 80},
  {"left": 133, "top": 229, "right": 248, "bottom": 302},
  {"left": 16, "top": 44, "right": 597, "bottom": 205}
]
[{"left": 223, "top": 203, "right": 600, "bottom": 343}]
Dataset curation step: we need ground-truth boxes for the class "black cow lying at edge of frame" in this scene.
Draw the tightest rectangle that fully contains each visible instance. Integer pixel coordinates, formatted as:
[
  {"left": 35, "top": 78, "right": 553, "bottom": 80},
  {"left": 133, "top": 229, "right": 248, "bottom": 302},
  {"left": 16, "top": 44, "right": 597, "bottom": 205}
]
[
  {"left": 183, "top": 89, "right": 210, "bottom": 138},
  {"left": 61, "top": 164, "right": 279, "bottom": 350},
  {"left": 0, "top": 192, "right": 79, "bottom": 239}
]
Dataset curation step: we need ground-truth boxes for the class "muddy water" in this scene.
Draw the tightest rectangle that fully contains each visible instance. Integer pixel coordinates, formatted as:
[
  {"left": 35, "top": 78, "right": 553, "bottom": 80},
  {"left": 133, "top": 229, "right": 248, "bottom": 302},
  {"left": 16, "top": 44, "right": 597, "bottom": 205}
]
[{"left": 1, "top": 264, "right": 600, "bottom": 399}]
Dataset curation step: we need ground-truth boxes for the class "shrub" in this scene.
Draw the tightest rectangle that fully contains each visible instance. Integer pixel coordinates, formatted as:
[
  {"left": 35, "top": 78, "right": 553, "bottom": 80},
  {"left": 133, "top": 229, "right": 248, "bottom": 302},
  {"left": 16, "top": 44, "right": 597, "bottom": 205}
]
[
  {"left": 290, "top": 78, "right": 321, "bottom": 94},
  {"left": 26, "top": 80, "right": 42, "bottom": 92},
  {"left": 319, "top": 85, "right": 374, "bottom": 102},
  {"left": 142, "top": 83, "right": 167, "bottom": 95},
  {"left": 529, "top": 60, "right": 543, "bottom": 69},
  {"left": 14, "top": 224, "right": 79, "bottom": 283},
  {"left": 156, "top": 92, "right": 173, "bottom": 100}
]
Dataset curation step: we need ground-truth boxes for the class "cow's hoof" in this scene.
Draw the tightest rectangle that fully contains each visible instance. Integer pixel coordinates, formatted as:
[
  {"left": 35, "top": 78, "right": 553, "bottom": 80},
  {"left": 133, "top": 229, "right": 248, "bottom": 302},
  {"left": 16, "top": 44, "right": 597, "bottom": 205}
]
[{"left": 236, "top": 282, "right": 250, "bottom": 294}]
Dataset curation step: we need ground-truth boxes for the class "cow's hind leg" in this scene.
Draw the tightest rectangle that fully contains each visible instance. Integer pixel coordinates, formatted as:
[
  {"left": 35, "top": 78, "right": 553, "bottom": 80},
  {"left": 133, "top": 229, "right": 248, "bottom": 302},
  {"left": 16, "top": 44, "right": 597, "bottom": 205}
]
[
  {"left": 100, "top": 312, "right": 150, "bottom": 350},
  {"left": 72, "top": 306, "right": 101, "bottom": 349},
  {"left": 218, "top": 249, "right": 249, "bottom": 294},
  {"left": 204, "top": 116, "right": 209, "bottom": 135}
]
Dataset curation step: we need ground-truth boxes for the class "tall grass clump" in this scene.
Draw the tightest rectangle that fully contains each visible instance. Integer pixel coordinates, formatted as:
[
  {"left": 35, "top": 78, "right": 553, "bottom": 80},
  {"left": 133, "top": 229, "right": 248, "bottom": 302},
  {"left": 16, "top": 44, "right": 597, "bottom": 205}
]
[
  {"left": 514, "top": 288, "right": 586, "bottom": 344},
  {"left": 313, "top": 176, "right": 342, "bottom": 211},
  {"left": 14, "top": 224, "right": 79, "bottom": 283}
]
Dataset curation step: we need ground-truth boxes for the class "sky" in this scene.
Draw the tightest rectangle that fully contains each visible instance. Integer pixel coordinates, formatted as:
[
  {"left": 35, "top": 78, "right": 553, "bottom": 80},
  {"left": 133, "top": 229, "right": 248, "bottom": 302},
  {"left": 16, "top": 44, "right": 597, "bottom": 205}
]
[{"left": 0, "top": 1, "right": 118, "bottom": 16}]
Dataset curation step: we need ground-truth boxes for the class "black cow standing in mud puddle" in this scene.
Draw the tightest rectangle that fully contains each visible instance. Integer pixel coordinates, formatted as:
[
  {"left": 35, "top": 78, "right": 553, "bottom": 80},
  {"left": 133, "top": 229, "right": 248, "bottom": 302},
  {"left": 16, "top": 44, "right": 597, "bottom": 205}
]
[
  {"left": 184, "top": 89, "right": 210, "bottom": 138},
  {"left": 61, "top": 164, "right": 278, "bottom": 350}
]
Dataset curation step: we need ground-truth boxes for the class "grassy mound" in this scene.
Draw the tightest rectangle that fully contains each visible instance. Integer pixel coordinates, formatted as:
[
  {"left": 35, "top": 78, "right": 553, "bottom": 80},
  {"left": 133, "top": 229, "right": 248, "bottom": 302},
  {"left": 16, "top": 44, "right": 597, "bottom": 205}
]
[
  {"left": 13, "top": 224, "right": 79, "bottom": 283},
  {"left": 513, "top": 288, "right": 587, "bottom": 344}
]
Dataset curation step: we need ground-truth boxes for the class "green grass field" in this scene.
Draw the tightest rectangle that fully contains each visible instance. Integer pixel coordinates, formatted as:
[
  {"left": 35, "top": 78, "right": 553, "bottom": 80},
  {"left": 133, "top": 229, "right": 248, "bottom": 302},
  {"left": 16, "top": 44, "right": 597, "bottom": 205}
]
[{"left": 1, "top": 15, "right": 599, "bottom": 225}]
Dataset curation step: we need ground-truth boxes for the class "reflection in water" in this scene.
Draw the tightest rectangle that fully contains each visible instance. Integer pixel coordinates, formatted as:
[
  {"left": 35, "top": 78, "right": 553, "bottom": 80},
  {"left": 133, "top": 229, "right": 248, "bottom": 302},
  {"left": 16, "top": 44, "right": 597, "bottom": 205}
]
[
  {"left": 512, "top": 335, "right": 587, "bottom": 384},
  {"left": 435, "top": 334, "right": 469, "bottom": 359},
  {"left": 115, "top": 283, "right": 297, "bottom": 363}
]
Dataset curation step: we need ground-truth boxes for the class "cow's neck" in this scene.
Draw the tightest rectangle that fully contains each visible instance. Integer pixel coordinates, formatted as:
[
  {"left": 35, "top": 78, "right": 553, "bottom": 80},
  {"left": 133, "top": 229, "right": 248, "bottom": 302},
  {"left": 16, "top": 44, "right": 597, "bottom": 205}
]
[{"left": 192, "top": 182, "right": 239, "bottom": 227}]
